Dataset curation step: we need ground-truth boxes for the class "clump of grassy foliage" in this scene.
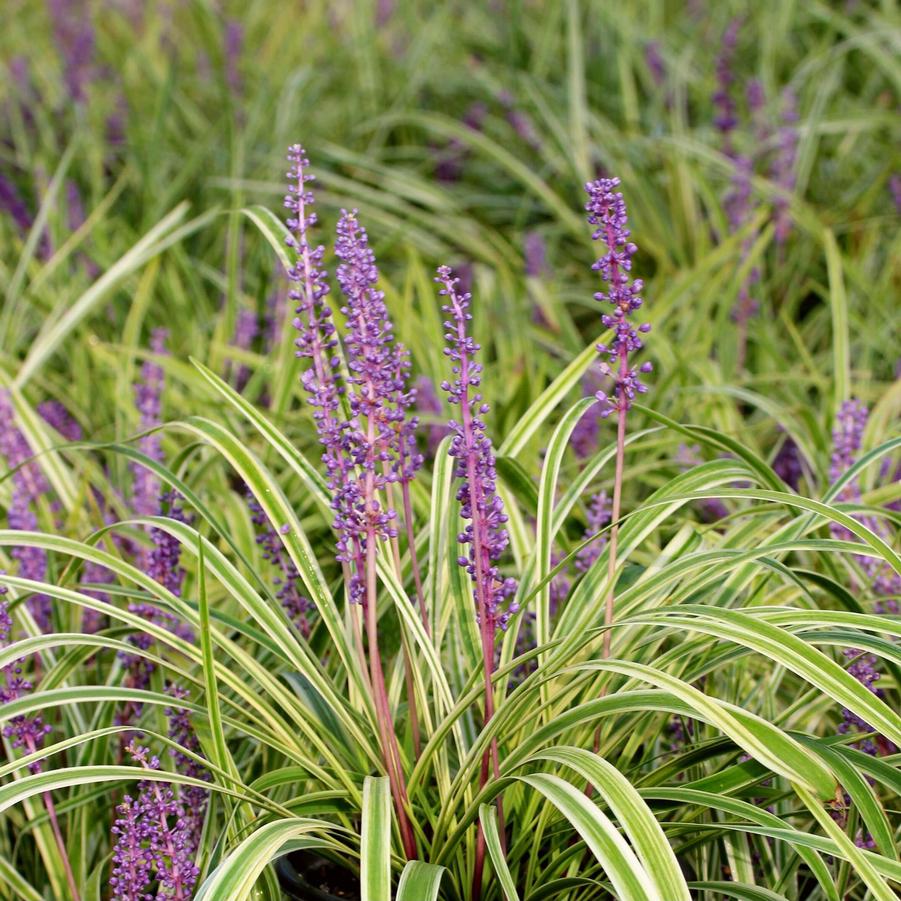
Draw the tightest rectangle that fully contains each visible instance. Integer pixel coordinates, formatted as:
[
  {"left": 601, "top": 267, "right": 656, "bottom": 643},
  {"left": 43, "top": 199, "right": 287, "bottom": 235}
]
[{"left": 0, "top": 1, "right": 898, "bottom": 899}]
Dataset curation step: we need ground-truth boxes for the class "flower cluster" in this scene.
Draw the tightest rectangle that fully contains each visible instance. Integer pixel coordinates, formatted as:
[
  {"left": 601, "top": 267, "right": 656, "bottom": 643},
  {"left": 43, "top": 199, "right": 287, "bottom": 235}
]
[
  {"left": 147, "top": 491, "right": 190, "bottom": 600},
  {"left": 109, "top": 743, "right": 200, "bottom": 900},
  {"left": 584, "top": 178, "right": 652, "bottom": 418},
  {"left": 165, "top": 686, "right": 210, "bottom": 849},
  {"left": 436, "top": 266, "right": 517, "bottom": 631}
]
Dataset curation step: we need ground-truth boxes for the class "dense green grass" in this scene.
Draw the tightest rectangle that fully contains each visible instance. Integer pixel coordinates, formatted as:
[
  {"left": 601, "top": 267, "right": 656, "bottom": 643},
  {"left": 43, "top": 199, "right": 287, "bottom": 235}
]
[{"left": 0, "top": 1, "right": 899, "bottom": 899}]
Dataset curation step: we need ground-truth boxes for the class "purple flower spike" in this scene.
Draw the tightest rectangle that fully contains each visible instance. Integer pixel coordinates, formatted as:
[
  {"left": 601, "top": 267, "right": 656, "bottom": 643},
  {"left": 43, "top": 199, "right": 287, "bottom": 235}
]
[
  {"left": 713, "top": 18, "right": 742, "bottom": 146},
  {"left": 47, "top": 0, "right": 96, "bottom": 103},
  {"left": 436, "top": 266, "right": 517, "bottom": 632},
  {"left": 523, "top": 230, "right": 547, "bottom": 278},
  {"left": 0, "top": 393, "right": 51, "bottom": 629},
  {"left": 829, "top": 399, "right": 901, "bottom": 608},
  {"left": 584, "top": 178, "right": 652, "bottom": 418},
  {"left": 147, "top": 492, "right": 189, "bottom": 600},
  {"left": 0, "top": 175, "right": 34, "bottom": 235},
  {"left": 575, "top": 491, "right": 611, "bottom": 574},
  {"left": 0, "top": 581, "right": 51, "bottom": 771},
  {"left": 644, "top": 41, "right": 665, "bottom": 88},
  {"left": 38, "top": 400, "right": 83, "bottom": 442},
  {"left": 110, "top": 743, "right": 200, "bottom": 900},
  {"left": 772, "top": 89, "right": 799, "bottom": 245},
  {"left": 285, "top": 146, "right": 368, "bottom": 602},
  {"left": 132, "top": 329, "right": 168, "bottom": 519},
  {"left": 248, "top": 490, "right": 312, "bottom": 635},
  {"left": 165, "top": 686, "right": 210, "bottom": 850}
]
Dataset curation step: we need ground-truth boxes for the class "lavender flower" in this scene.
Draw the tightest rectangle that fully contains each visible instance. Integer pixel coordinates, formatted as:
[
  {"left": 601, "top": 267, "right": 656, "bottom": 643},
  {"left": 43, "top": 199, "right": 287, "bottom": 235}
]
[
  {"left": 772, "top": 433, "right": 803, "bottom": 491},
  {"left": 437, "top": 266, "right": 517, "bottom": 632},
  {"left": 571, "top": 367, "right": 611, "bottom": 460},
  {"left": 248, "top": 491, "right": 312, "bottom": 635},
  {"left": 838, "top": 649, "right": 895, "bottom": 756},
  {"left": 772, "top": 89, "right": 799, "bottom": 245},
  {"left": 230, "top": 308, "right": 259, "bottom": 392},
  {"left": 676, "top": 444, "right": 729, "bottom": 522},
  {"left": 712, "top": 18, "right": 742, "bottom": 144},
  {"left": 0, "top": 175, "right": 34, "bottom": 235},
  {"left": 147, "top": 492, "right": 189, "bottom": 600},
  {"left": 109, "top": 743, "right": 200, "bottom": 900},
  {"left": 0, "top": 583, "right": 51, "bottom": 771},
  {"left": 285, "top": 146, "right": 366, "bottom": 601},
  {"left": 0, "top": 393, "right": 51, "bottom": 629},
  {"left": 548, "top": 550, "right": 571, "bottom": 613},
  {"left": 132, "top": 329, "right": 167, "bottom": 519},
  {"left": 497, "top": 91, "right": 542, "bottom": 151},
  {"left": 435, "top": 102, "right": 487, "bottom": 182},
  {"left": 829, "top": 399, "right": 901, "bottom": 608},
  {"left": 644, "top": 41, "right": 665, "bottom": 88},
  {"left": 165, "top": 686, "right": 210, "bottom": 849},
  {"left": 523, "top": 230, "right": 547, "bottom": 278},
  {"left": 38, "top": 399, "right": 83, "bottom": 442},
  {"left": 584, "top": 178, "right": 652, "bottom": 418},
  {"left": 47, "top": 0, "right": 95, "bottom": 103},
  {"left": 575, "top": 491, "right": 611, "bottom": 574},
  {"left": 224, "top": 19, "right": 243, "bottom": 94}
]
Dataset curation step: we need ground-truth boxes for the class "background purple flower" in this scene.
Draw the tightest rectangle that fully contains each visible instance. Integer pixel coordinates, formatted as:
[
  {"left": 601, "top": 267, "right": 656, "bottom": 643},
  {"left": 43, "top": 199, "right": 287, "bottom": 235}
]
[{"left": 132, "top": 329, "right": 168, "bottom": 519}]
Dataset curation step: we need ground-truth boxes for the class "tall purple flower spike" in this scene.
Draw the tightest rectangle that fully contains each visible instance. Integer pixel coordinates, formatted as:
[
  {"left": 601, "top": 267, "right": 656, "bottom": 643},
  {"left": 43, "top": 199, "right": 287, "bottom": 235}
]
[
  {"left": 285, "top": 145, "right": 367, "bottom": 603},
  {"left": 829, "top": 399, "right": 901, "bottom": 608},
  {"left": 584, "top": 178, "right": 652, "bottom": 418},
  {"left": 248, "top": 490, "right": 312, "bottom": 635},
  {"left": 575, "top": 491, "right": 612, "bottom": 574},
  {"left": 166, "top": 686, "right": 210, "bottom": 850},
  {"left": 47, "top": 0, "right": 96, "bottom": 103},
  {"left": 0, "top": 580, "right": 52, "bottom": 771},
  {"left": 132, "top": 329, "right": 168, "bottom": 519},
  {"left": 828, "top": 400, "right": 899, "bottom": 756},
  {"left": 772, "top": 89, "right": 799, "bottom": 245},
  {"left": 436, "top": 266, "right": 518, "bottom": 632},
  {"left": 0, "top": 393, "right": 51, "bottom": 629},
  {"left": 109, "top": 743, "right": 200, "bottom": 900},
  {"left": 712, "top": 18, "right": 742, "bottom": 147}
]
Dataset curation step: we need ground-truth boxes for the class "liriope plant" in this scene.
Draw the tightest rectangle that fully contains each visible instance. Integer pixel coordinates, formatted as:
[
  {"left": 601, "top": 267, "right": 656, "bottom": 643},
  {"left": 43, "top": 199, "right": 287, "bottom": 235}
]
[{"left": 0, "top": 145, "right": 898, "bottom": 901}]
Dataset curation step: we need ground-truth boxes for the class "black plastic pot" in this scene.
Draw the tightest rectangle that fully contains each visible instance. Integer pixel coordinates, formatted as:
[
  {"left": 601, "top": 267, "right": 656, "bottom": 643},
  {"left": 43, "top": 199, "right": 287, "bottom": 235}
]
[{"left": 275, "top": 852, "right": 360, "bottom": 901}]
